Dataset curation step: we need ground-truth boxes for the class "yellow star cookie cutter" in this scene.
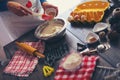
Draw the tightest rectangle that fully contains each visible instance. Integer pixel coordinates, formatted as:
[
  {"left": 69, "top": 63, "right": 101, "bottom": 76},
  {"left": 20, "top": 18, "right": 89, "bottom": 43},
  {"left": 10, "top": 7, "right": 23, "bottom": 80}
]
[{"left": 43, "top": 66, "right": 54, "bottom": 77}]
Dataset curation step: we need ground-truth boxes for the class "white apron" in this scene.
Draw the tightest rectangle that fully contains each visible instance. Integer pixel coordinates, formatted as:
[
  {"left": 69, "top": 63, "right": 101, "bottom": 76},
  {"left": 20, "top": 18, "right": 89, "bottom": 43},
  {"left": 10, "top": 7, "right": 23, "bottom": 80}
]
[{"left": 0, "top": 0, "right": 43, "bottom": 60}]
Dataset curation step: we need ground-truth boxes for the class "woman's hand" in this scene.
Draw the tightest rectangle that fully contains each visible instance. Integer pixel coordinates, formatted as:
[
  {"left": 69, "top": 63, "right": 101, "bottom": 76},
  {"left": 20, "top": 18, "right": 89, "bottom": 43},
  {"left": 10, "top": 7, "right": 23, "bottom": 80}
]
[
  {"left": 42, "top": 2, "right": 58, "bottom": 17},
  {"left": 7, "top": 1, "right": 32, "bottom": 16}
]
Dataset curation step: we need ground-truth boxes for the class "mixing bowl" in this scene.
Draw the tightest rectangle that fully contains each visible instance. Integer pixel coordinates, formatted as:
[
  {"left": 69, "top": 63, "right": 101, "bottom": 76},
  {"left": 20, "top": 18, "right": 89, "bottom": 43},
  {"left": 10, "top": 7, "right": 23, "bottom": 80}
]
[{"left": 34, "top": 18, "right": 67, "bottom": 43}]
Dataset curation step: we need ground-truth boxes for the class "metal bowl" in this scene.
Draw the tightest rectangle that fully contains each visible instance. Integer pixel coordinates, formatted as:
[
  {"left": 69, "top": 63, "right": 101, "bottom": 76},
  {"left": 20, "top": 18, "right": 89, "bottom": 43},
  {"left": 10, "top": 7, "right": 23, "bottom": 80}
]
[{"left": 34, "top": 18, "right": 67, "bottom": 43}]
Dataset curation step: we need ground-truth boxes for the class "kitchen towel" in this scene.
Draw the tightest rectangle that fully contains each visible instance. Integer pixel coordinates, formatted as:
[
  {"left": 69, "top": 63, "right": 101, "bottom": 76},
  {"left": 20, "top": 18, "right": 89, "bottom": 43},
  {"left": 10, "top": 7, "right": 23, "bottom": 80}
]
[
  {"left": 4, "top": 41, "right": 45, "bottom": 77},
  {"left": 54, "top": 55, "right": 99, "bottom": 80}
]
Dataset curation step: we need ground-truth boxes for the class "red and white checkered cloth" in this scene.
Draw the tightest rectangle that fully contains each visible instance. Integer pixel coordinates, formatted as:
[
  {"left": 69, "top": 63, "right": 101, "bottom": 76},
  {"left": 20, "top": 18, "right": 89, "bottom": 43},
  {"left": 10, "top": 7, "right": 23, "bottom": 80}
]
[
  {"left": 54, "top": 55, "right": 99, "bottom": 80},
  {"left": 4, "top": 41, "right": 45, "bottom": 77}
]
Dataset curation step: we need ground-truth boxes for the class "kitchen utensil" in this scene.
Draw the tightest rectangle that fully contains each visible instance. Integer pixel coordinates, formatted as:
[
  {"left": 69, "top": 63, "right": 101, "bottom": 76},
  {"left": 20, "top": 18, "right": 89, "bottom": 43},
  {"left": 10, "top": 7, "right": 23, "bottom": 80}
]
[
  {"left": 43, "top": 65, "right": 54, "bottom": 77},
  {"left": 33, "top": 13, "right": 53, "bottom": 20},
  {"left": 23, "top": 6, "right": 54, "bottom": 20},
  {"left": 86, "top": 32, "right": 100, "bottom": 49},
  {"left": 34, "top": 18, "right": 67, "bottom": 43},
  {"left": 15, "top": 42, "right": 45, "bottom": 58}
]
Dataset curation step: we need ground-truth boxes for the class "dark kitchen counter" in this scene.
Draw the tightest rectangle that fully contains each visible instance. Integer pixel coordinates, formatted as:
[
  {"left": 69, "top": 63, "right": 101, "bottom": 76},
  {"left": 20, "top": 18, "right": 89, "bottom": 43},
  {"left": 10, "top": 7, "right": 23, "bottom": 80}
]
[{"left": 1, "top": 4, "right": 120, "bottom": 80}]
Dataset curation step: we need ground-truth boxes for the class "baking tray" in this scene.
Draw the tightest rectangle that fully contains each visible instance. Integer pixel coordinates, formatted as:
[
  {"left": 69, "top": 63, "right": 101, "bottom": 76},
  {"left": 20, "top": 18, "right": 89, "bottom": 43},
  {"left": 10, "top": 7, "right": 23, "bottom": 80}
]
[{"left": 92, "top": 66, "right": 116, "bottom": 80}]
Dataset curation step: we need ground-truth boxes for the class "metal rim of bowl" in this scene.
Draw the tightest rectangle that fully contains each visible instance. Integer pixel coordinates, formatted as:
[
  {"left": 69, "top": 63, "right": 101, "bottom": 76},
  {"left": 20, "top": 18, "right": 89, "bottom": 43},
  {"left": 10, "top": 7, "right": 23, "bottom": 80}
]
[{"left": 34, "top": 18, "right": 67, "bottom": 40}]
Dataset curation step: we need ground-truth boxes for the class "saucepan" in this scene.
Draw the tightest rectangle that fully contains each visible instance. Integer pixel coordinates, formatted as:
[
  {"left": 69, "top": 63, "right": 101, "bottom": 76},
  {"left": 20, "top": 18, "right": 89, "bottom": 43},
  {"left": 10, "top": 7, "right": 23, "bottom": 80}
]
[{"left": 34, "top": 18, "right": 67, "bottom": 43}]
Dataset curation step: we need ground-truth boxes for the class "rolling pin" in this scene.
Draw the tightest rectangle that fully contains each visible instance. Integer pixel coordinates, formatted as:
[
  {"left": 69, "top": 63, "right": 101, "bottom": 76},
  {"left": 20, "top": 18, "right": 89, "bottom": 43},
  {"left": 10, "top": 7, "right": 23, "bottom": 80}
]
[{"left": 15, "top": 42, "right": 45, "bottom": 58}]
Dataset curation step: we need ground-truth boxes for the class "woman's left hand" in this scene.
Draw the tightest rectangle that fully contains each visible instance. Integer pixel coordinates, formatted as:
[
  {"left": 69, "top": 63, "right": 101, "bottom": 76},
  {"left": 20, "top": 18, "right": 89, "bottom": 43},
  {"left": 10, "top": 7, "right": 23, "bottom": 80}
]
[{"left": 42, "top": 2, "right": 58, "bottom": 17}]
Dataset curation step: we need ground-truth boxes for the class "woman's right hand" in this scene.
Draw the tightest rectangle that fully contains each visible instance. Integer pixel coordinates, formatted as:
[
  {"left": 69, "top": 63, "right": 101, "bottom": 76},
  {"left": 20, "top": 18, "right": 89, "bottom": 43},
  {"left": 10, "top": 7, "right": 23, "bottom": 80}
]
[{"left": 7, "top": 1, "right": 32, "bottom": 16}]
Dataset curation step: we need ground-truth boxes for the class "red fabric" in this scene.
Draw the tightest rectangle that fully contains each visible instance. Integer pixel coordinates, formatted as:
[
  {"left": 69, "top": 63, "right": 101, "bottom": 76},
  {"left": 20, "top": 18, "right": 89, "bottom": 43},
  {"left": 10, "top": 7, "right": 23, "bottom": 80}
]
[
  {"left": 54, "top": 56, "right": 99, "bottom": 80},
  {"left": 4, "top": 41, "right": 45, "bottom": 77},
  {"left": 26, "top": 1, "right": 32, "bottom": 8}
]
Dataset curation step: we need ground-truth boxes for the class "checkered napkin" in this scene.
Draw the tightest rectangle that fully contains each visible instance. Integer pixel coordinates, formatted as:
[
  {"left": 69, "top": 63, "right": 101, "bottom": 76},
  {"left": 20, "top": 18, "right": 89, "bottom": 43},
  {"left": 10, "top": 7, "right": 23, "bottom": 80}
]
[
  {"left": 4, "top": 41, "right": 45, "bottom": 77},
  {"left": 54, "top": 55, "right": 99, "bottom": 80}
]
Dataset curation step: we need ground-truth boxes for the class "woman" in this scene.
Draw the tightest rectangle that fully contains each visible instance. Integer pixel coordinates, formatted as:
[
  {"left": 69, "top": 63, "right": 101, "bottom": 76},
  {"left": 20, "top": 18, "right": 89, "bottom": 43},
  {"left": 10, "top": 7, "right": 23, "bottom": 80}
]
[{"left": 0, "top": 0, "right": 58, "bottom": 60}]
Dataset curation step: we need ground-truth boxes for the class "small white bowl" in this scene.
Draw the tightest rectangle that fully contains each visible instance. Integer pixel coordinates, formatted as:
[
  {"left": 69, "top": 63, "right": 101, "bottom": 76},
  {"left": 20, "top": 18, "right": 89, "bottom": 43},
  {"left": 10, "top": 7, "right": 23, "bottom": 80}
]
[
  {"left": 93, "top": 22, "right": 110, "bottom": 34},
  {"left": 86, "top": 32, "right": 100, "bottom": 49}
]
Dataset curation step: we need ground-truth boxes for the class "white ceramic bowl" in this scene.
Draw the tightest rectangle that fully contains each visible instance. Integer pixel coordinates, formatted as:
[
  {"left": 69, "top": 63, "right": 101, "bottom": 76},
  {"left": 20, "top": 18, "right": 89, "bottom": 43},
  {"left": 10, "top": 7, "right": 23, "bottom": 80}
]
[
  {"left": 86, "top": 32, "right": 100, "bottom": 49},
  {"left": 93, "top": 22, "right": 110, "bottom": 34}
]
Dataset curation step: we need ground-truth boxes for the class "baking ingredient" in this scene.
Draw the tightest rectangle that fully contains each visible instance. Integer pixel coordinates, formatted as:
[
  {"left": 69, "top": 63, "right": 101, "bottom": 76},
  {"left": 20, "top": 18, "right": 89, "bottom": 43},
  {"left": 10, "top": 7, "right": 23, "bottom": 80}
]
[
  {"left": 62, "top": 53, "right": 82, "bottom": 71},
  {"left": 15, "top": 42, "right": 45, "bottom": 58},
  {"left": 40, "top": 21, "right": 63, "bottom": 37},
  {"left": 87, "top": 36, "right": 97, "bottom": 43}
]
